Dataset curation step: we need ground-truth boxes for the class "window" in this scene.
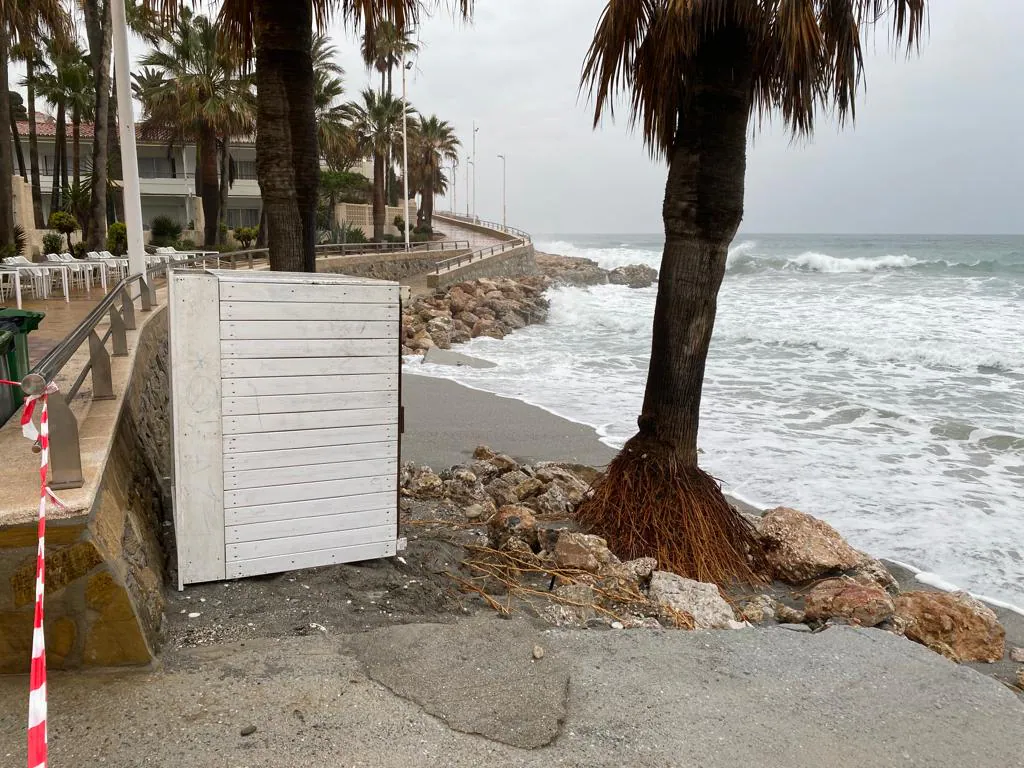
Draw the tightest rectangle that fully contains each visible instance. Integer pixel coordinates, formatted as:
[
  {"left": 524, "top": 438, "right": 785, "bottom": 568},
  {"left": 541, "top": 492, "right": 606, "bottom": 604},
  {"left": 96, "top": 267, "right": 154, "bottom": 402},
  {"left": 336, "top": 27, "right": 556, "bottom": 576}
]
[
  {"left": 138, "top": 156, "right": 175, "bottom": 179},
  {"left": 227, "top": 208, "right": 259, "bottom": 229},
  {"left": 234, "top": 160, "right": 257, "bottom": 180}
]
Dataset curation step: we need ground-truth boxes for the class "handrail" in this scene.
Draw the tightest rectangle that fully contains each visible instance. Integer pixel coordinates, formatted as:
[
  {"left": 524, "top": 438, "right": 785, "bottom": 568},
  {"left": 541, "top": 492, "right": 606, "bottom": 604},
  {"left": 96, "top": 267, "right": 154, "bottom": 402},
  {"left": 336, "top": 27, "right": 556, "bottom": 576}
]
[{"left": 434, "top": 211, "right": 532, "bottom": 241}]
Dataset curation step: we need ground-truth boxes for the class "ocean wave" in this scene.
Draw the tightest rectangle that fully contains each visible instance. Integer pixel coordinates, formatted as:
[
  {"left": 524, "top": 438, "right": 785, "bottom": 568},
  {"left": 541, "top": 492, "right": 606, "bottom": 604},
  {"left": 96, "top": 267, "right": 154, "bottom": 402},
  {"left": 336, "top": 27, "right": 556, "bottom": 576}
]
[{"left": 787, "top": 251, "right": 920, "bottom": 272}]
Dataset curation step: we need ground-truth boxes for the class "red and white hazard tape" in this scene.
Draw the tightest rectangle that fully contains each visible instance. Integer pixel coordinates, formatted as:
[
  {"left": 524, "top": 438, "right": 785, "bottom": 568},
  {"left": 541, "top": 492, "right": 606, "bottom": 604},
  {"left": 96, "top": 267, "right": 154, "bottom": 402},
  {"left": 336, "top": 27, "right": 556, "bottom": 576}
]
[{"left": 2, "top": 378, "right": 62, "bottom": 768}]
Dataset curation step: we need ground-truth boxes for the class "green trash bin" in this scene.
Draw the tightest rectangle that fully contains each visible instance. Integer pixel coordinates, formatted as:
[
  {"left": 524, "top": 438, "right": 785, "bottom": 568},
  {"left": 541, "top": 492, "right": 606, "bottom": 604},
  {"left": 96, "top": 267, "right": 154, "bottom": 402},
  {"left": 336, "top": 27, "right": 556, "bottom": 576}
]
[
  {"left": 0, "top": 308, "right": 46, "bottom": 408},
  {"left": 0, "top": 330, "right": 16, "bottom": 421}
]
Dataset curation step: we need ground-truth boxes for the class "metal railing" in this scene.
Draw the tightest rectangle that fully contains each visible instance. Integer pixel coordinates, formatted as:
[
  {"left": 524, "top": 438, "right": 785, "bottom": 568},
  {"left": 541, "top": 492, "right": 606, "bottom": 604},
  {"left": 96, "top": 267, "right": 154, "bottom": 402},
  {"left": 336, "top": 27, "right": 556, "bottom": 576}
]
[
  {"left": 434, "top": 211, "right": 532, "bottom": 241},
  {"left": 430, "top": 214, "right": 534, "bottom": 275}
]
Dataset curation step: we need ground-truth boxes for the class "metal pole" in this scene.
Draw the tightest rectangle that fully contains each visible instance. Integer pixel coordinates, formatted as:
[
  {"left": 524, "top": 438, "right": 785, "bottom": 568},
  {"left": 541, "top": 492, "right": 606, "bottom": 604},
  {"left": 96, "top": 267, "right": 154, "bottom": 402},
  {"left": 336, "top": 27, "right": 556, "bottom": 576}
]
[
  {"left": 497, "top": 153, "right": 506, "bottom": 228},
  {"left": 111, "top": 0, "right": 146, "bottom": 280},
  {"left": 451, "top": 158, "right": 457, "bottom": 215},
  {"left": 401, "top": 55, "right": 411, "bottom": 251},
  {"left": 472, "top": 121, "right": 478, "bottom": 221},
  {"left": 465, "top": 159, "right": 471, "bottom": 217}
]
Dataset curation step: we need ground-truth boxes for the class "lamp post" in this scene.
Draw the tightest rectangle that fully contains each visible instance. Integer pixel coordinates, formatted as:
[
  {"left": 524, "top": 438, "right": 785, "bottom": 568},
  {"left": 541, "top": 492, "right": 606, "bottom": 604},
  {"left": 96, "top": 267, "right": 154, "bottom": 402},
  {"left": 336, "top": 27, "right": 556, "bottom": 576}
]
[
  {"left": 111, "top": 0, "right": 145, "bottom": 280},
  {"left": 450, "top": 158, "right": 457, "bottom": 215},
  {"left": 401, "top": 55, "right": 413, "bottom": 251},
  {"left": 496, "top": 153, "right": 506, "bottom": 229},
  {"left": 471, "top": 121, "right": 479, "bottom": 220},
  {"left": 465, "top": 159, "right": 473, "bottom": 218}
]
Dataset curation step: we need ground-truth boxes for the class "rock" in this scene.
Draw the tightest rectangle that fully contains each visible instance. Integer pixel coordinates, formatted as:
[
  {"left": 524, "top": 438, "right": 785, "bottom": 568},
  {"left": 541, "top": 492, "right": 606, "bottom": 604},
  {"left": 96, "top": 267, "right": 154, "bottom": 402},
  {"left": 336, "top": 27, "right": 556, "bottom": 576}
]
[
  {"left": 894, "top": 591, "right": 1005, "bottom": 663},
  {"left": 623, "top": 617, "right": 663, "bottom": 630},
  {"left": 500, "top": 536, "right": 537, "bottom": 562},
  {"left": 471, "top": 319, "right": 505, "bottom": 339},
  {"left": 405, "top": 467, "right": 444, "bottom": 499},
  {"left": 553, "top": 532, "right": 618, "bottom": 573},
  {"left": 485, "top": 470, "right": 531, "bottom": 507},
  {"left": 422, "top": 348, "right": 496, "bottom": 369},
  {"left": 774, "top": 603, "right": 806, "bottom": 625},
  {"left": 514, "top": 477, "right": 545, "bottom": 501},
  {"left": 240, "top": 725, "right": 257, "bottom": 737},
  {"left": 647, "top": 572, "right": 736, "bottom": 630},
  {"left": 608, "top": 263, "right": 658, "bottom": 289},
  {"left": 488, "top": 505, "right": 538, "bottom": 551},
  {"left": 621, "top": 557, "right": 658, "bottom": 583},
  {"left": 473, "top": 445, "right": 497, "bottom": 461},
  {"left": 444, "top": 467, "right": 489, "bottom": 506},
  {"left": 1010, "top": 647, "right": 1024, "bottom": 663},
  {"left": 490, "top": 453, "right": 520, "bottom": 473},
  {"left": 532, "top": 644, "right": 544, "bottom": 660},
  {"left": 847, "top": 557, "right": 900, "bottom": 595},
  {"left": 1017, "top": 668, "right": 1024, "bottom": 689},
  {"left": 470, "top": 460, "right": 502, "bottom": 484},
  {"left": 803, "top": 578, "right": 895, "bottom": 628},
  {"left": 777, "top": 623, "right": 812, "bottom": 633},
  {"left": 534, "top": 463, "right": 592, "bottom": 505},
  {"left": 534, "top": 252, "right": 609, "bottom": 287},
  {"left": 464, "top": 504, "right": 489, "bottom": 520},
  {"left": 540, "top": 584, "right": 598, "bottom": 627},
  {"left": 757, "top": 507, "right": 862, "bottom": 583},
  {"left": 528, "top": 484, "right": 570, "bottom": 518},
  {"left": 739, "top": 595, "right": 777, "bottom": 624}
]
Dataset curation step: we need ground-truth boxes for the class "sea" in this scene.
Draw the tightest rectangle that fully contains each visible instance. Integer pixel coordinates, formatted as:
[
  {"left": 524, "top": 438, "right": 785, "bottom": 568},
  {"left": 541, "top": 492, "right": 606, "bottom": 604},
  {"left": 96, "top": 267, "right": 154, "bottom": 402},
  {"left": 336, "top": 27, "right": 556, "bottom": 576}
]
[{"left": 408, "top": 233, "right": 1024, "bottom": 606}]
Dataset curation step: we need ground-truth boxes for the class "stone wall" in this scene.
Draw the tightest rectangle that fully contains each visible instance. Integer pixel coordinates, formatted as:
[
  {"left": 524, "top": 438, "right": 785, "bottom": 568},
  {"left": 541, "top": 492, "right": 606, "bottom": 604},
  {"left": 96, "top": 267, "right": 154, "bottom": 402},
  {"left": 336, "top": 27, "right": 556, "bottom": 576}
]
[
  {"left": 321, "top": 250, "right": 470, "bottom": 282},
  {"left": 433, "top": 214, "right": 517, "bottom": 243},
  {"left": 427, "top": 245, "right": 536, "bottom": 290},
  {"left": 0, "top": 309, "right": 170, "bottom": 671}
]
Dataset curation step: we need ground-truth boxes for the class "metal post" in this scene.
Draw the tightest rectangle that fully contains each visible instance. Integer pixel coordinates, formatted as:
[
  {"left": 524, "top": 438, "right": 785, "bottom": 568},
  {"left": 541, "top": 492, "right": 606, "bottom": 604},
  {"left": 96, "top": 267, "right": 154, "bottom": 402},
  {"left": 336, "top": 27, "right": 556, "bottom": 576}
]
[
  {"left": 465, "top": 158, "right": 471, "bottom": 217},
  {"left": 472, "top": 121, "right": 479, "bottom": 220},
  {"left": 497, "top": 153, "right": 507, "bottom": 229},
  {"left": 451, "top": 158, "right": 457, "bottom": 215},
  {"left": 402, "top": 55, "right": 411, "bottom": 252},
  {"left": 111, "top": 0, "right": 146, "bottom": 281},
  {"left": 45, "top": 391, "right": 83, "bottom": 490}
]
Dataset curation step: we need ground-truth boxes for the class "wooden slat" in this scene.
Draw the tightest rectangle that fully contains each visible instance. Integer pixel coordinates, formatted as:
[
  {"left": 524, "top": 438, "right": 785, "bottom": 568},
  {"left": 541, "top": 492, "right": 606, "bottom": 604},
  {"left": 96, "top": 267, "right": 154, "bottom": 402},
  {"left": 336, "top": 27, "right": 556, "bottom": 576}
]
[
  {"left": 225, "top": 424, "right": 397, "bottom": 455},
  {"left": 224, "top": 407, "right": 395, "bottom": 435},
  {"left": 221, "top": 320, "right": 399, "bottom": 341},
  {"left": 221, "top": 301, "right": 398, "bottom": 322},
  {"left": 170, "top": 272, "right": 226, "bottom": 586},
  {"left": 222, "top": 338, "right": 396, "bottom": 359},
  {"left": 223, "top": 356, "right": 395, "bottom": 378},
  {"left": 226, "top": 507, "right": 397, "bottom": 544},
  {"left": 226, "top": 540, "right": 397, "bottom": 579},
  {"left": 225, "top": 457, "right": 397, "bottom": 490},
  {"left": 224, "top": 473, "right": 394, "bottom": 508},
  {"left": 226, "top": 523, "right": 395, "bottom": 562},
  {"left": 220, "top": 281, "right": 397, "bottom": 304},
  {"left": 224, "top": 440, "right": 397, "bottom": 471},
  {"left": 224, "top": 374, "right": 397, "bottom": 398},
  {"left": 222, "top": 390, "right": 397, "bottom": 416},
  {"left": 225, "top": 491, "right": 395, "bottom": 526}
]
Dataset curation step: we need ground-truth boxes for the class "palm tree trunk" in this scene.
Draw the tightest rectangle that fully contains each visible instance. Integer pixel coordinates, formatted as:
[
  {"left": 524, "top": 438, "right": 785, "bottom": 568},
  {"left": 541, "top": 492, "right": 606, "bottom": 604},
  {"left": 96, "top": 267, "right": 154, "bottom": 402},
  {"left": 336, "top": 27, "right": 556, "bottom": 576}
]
[
  {"left": 85, "top": 0, "right": 112, "bottom": 249},
  {"left": 372, "top": 152, "right": 385, "bottom": 241},
  {"left": 286, "top": 32, "right": 319, "bottom": 273},
  {"left": 10, "top": 99, "right": 28, "bottom": 181},
  {"left": 574, "top": 27, "right": 761, "bottom": 586},
  {"left": 107, "top": 71, "right": 122, "bottom": 224},
  {"left": 51, "top": 101, "right": 66, "bottom": 214},
  {"left": 253, "top": 0, "right": 310, "bottom": 272},
  {"left": 26, "top": 56, "right": 45, "bottom": 228},
  {"left": 0, "top": 33, "right": 15, "bottom": 246},
  {"left": 424, "top": 172, "right": 435, "bottom": 230},
  {"left": 199, "top": 126, "right": 220, "bottom": 248},
  {"left": 218, "top": 136, "right": 230, "bottom": 246},
  {"left": 256, "top": 206, "right": 267, "bottom": 248},
  {"left": 72, "top": 107, "right": 80, "bottom": 188}
]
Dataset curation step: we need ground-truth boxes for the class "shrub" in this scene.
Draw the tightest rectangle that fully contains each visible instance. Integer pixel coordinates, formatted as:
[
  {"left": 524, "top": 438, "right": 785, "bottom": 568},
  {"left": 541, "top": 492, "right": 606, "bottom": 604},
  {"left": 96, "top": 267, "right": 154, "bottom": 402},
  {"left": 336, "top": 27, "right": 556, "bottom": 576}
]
[
  {"left": 234, "top": 226, "right": 258, "bottom": 249},
  {"left": 175, "top": 238, "right": 197, "bottom": 250},
  {"left": 150, "top": 215, "right": 183, "bottom": 247},
  {"left": 413, "top": 224, "right": 433, "bottom": 235},
  {"left": 72, "top": 242, "right": 88, "bottom": 259},
  {"left": 337, "top": 223, "right": 367, "bottom": 244},
  {"left": 48, "top": 211, "right": 79, "bottom": 251},
  {"left": 106, "top": 222, "right": 128, "bottom": 256},
  {"left": 14, "top": 225, "right": 26, "bottom": 257},
  {"left": 393, "top": 215, "right": 405, "bottom": 231},
  {"left": 42, "top": 232, "right": 64, "bottom": 255}
]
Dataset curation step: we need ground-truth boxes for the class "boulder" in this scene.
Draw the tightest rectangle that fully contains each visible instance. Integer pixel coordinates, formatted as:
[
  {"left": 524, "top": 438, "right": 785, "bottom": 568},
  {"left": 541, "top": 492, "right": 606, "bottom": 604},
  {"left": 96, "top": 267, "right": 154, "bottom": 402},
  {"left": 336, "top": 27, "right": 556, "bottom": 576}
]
[
  {"left": 485, "top": 470, "right": 531, "bottom": 508},
  {"left": 540, "top": 584, "right": 597, "bottom": 627},
  {"left": 473, "top": 445, "right": 497, "bottom": 460},
  {"left": 490, "top": 453, "right": 520, "bottom": 473},
  {"left": 514, "top": 477, "right": 545, "bottom": 501},
  {"left": 471, "top": 319, "right": 505, "bottom": 340},
  {"left": 738, "top": 595, "right": 777, "bottom": 624},
  {"left": 608, "top": 263, "right": 658, "bottom": 289},
  {"left": 552, "top": 532, "right": 617, "bottom": 573},
  {"left": 1010, "top": 647, "right": 1024, "bottom": 664},
  {"left": 893, "top": 591, "right": 1005, "bottom": 663},
  {"left": 443, "top": 467, "right": 489, "bottom": 506},
  {"left": 774, "top": 603, "right": 807, "bottom": 625},
  {"left": 647, "top": 572, "right": 736, "bottom": 630},
  {"left": 621, "top": 557, "right": 658, "bottom": 583},
  {"left": 470, "top": 459, "right": 502, "bottom": 484},
  {"left": 846, "top": 556, "right": 900, "bottom": 595},
  {"left": 803, "top": 578, "right": 895, "bottom": 628},
  {"left": 488, "top": 505, "right": 538, "bottom": 551},
  {"left": 757, "top": 507, "right": 862, "bottom": 583},
  {"left": 534, "top": 464, "right": 592, "bottom": 505},
  {"left": 405, "top": 466, "right": 443, "bottom": 499},
  {"left": 528, "top": 484, "right": 570, "bottom": 518}
]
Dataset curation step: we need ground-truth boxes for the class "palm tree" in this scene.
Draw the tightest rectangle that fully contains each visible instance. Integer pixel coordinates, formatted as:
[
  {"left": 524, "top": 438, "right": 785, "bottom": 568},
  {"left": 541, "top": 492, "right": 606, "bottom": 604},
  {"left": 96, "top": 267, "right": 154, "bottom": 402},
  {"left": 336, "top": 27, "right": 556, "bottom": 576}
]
[
  {"left": 37, "top": 42, "right": 89, "bottom": 214},
  {"left": 137, "top": 9, "right": 255, "bottom": 247},
  {"left": 17, "top": 45, "right": 47, "bottom": 228},
  {"left": 81, "top": 0, "right": 113, "bottom": 248},
  {"left": 410, "top": 115, "right": 458, "bottom": 231},
  {"left": 8, "top": 91, "right": 28, "bottom": 180},
  {"left": 345, "top": 89, "right": 413, "bottom": 240},
  {"left": 575, "top": 0, "right": 927, "bottom": 585},
  {"left": 361, "top": 20, "right": 418, "bottom": 97},
  {"left": 313, "top": 34, "right": 357, "bottom": 171},
  {"left": 0, "top": 0, "right": 69, "bottom": 241}
]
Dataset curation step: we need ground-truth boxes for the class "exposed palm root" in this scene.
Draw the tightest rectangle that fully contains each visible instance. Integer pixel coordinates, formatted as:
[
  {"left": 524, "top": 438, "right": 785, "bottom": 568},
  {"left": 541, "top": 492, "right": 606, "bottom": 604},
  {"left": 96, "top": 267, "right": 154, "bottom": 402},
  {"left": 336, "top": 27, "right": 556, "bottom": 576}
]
[{"left": 575, "top": 438, "right": 766, "bottom": 586}]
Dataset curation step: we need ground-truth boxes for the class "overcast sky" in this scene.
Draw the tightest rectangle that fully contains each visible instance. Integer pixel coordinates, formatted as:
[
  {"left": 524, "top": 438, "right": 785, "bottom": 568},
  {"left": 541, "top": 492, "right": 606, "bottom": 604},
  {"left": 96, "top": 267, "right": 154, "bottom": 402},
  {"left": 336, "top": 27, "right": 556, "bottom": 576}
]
[{"left": 324, "top": 0, "right": 1024, "bottom": 236}]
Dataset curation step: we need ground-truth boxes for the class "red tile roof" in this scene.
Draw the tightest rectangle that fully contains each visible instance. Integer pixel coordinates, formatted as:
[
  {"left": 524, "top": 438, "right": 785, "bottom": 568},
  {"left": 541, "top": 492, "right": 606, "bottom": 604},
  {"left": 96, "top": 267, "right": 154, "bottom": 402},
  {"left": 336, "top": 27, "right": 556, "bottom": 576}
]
[{"left": 14, "top": 119, "right": 253, "bottom": 145}]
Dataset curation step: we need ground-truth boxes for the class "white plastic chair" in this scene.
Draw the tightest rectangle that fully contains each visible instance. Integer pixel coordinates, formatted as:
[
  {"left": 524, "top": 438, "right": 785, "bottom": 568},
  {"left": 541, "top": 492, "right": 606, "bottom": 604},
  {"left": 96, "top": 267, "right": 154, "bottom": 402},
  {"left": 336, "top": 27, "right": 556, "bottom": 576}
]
[
  {"left": 1, "top": 256, "right": 47, "bottom": 298},
  {"left": 45, "top": 253, "right": 92, "bottom": 292}
]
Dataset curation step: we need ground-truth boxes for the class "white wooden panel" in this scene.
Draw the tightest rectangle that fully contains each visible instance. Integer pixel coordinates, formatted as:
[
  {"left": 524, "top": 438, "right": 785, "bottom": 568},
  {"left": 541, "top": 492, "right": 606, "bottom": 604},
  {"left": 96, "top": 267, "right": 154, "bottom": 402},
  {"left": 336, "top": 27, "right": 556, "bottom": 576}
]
[
  {"left": 222, "top": 390, "right": 397, "bottom": 416},
  {"left": 222, "top": 301, "right": 398, "bottom": 322},
  {"left": 226, "top": 507, "right": 397, "bottom": 544},
  {"left": 210, "top": 269, "right": 387, "bottom": 286},
  {"left": 226, "top": 540, "right": 397, "bottom": 579},
  {"left": 222, "top": 338, "right": 396, "bottom": 359},
  {"left": 224, "top": 407, "right": 394, "bottom": 435},
  {"left": 225, "top": 474, "right": 393, "bottom": 508},
  {"left": 224, "top": 374, "right": 397, "bottom": 397},
  {"left": 225, "top": 424, "right": 397, "bottom": 454},
  {"left": 221, "top": 320, "right": 398, "bottom": 340},
  {"left": 226, "top": 524, "right": 395, "bottom": 562},
  {"left": 220, "top": 281, "right": 397, "bottom": 304},
  {"left": 225, "top": 491, "right": 395, "bottom": 526},
  {"left": 223, "top": 356, "right": 395, "bottom": 378},
  {"left": 170, "top": 272, "right": 226, "bottom": 585},
  {"left": 224, "top": 440, "right": 396, "bottom": 471},
  {"left": 225, "top": 457, "right": 397, "bottom": 490}
]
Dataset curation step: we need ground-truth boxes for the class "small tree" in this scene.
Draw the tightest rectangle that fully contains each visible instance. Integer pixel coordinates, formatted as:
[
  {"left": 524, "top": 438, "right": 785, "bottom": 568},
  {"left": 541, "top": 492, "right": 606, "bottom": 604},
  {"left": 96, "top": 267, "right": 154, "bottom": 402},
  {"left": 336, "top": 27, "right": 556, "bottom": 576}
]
[
  {"left": 150, "top": 215, "right": 183, "bottom": 247},
  {"left": 234, "top": 226, "right": 258, "bottom": 249},
  {"left": 42, "top": 232, "right": 64, "bottom": 254},
  {"left": 48, "top": 210, "right": 79, "bottom": 252},
  {"left": 106, "top": 222, "right": 127, "bottom": 256}
]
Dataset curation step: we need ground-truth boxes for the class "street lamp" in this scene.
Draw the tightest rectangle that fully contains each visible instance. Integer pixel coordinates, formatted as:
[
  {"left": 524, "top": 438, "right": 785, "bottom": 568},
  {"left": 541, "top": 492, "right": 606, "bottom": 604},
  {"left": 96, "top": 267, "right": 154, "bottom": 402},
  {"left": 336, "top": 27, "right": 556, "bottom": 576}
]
[
  {"left": 450, "top": 158, "right": 457, "bottom": 214},
  {"left": 471, "top": 121, "right": 479, "bottom": 221},
  {"left": 496, "top": 153, "right": 506, "bottom": 229},
  {"left": 465, "top": 159, "right": 473, "bottom": 218},
  {"left": 401, "top": 55, "right": 413, "bottom": 251}
]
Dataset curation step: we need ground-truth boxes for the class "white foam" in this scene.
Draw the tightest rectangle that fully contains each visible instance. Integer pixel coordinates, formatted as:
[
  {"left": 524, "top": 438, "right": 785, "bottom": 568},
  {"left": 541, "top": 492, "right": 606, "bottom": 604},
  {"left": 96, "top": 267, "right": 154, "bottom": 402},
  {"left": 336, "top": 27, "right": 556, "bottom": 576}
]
[{"left": 787, "top": 251, "right": 919, "bottom": 273}]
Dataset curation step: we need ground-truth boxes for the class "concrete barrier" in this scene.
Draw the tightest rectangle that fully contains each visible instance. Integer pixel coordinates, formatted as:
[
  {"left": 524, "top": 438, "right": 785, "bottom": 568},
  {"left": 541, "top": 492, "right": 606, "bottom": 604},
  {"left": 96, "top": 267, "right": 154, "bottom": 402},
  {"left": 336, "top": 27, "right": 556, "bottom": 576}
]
[{"left": 426, "top": 243, "right": 536, "bottom": 290}]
